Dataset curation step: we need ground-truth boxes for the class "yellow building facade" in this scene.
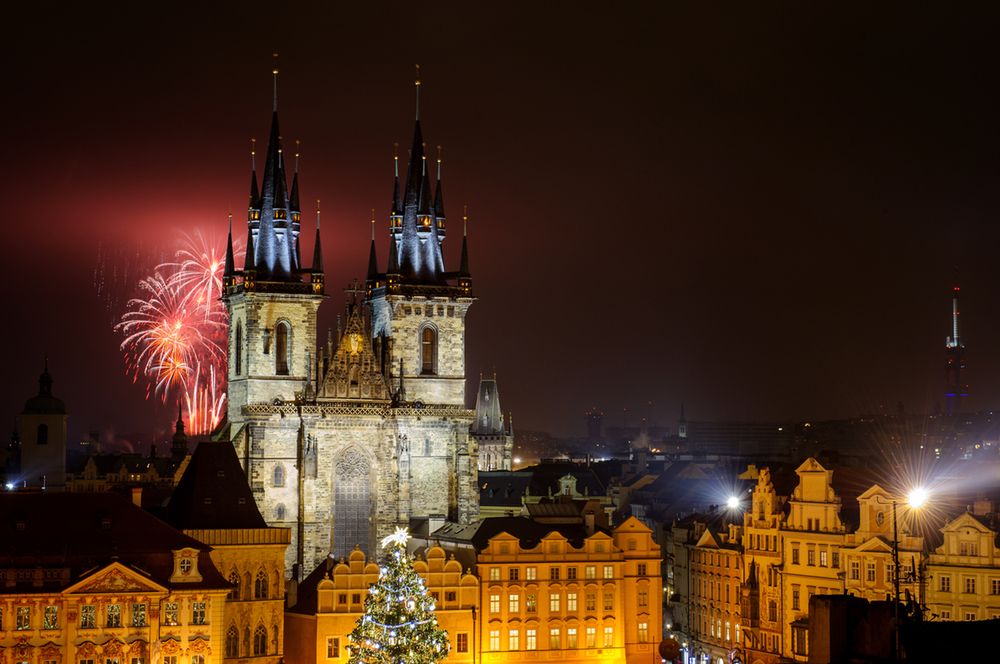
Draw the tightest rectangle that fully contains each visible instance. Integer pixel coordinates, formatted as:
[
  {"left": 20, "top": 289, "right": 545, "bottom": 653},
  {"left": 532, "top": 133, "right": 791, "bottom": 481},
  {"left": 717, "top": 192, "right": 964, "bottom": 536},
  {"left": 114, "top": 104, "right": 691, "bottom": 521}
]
[
  {"left": 476, "top": 517, "right": 662, "bottom": 664},
  {"left": 690, "top": 524, "right": 742, "bottom": 664},
  {"left": 925, "top": 511, "right": 1000, "bottom": 621},
  {"left": 0, "top": 492, "right": 231, "bottom": 664},
  {"left": 284, "top": 545, "right": 478, "bottom": 664},
  {"left": 741, "top": 467, "right": 785, "bottom": 664}
]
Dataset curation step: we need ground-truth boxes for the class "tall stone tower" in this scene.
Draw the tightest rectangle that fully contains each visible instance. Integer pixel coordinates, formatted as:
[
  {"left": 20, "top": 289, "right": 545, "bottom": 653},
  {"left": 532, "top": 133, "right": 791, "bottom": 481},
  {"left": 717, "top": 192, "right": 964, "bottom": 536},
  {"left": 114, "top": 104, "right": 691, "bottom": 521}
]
[
  {"left": 19, "top": 360, "right": 67, "bottom": 489},
  {"left": 472, "top": 374, "right": 513, "bottom": 470},
  {"left": 224, "top": 71, "right": 478, "bottom": 579}
]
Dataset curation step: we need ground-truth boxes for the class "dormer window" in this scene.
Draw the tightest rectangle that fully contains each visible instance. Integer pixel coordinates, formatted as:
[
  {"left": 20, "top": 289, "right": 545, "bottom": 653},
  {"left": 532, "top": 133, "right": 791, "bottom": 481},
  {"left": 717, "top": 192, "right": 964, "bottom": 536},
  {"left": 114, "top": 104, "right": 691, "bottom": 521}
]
[{"left": 170, "top": 548, "right": 203, "bottom": 583}]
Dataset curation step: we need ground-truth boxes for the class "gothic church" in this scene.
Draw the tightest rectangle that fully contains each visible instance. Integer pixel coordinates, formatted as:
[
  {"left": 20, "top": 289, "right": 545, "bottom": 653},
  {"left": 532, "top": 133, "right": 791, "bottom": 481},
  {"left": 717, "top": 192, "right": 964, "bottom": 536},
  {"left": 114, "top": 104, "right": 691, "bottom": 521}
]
[{"left": 222, "top": 75, "right": 493, "bottom": 578}]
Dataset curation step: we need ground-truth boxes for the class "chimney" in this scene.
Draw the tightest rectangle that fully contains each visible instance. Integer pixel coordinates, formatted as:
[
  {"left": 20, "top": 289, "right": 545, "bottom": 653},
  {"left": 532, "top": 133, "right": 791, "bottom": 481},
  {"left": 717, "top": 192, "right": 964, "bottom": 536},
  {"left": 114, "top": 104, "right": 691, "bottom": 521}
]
[
  {"left": 584, "top": 511, "right": 596, "bottom": 535},
  {"left": 131, "top": 486, "right": 142, "bottom": 507}
]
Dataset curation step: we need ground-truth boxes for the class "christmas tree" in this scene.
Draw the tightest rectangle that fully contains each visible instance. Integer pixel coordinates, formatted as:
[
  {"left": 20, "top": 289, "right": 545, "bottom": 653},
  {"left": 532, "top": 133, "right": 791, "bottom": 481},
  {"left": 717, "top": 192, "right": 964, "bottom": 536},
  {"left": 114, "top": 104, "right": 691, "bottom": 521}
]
[{"left": 347, "top": 528, "right": 451, "bottom": 664}]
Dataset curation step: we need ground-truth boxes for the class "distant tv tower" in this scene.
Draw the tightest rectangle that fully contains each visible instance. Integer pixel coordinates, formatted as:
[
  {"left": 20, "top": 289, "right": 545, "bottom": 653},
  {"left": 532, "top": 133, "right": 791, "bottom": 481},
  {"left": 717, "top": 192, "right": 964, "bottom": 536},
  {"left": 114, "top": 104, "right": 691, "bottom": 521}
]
[{"left": 945, "top": 285, "right": 968, "bottom": 415}]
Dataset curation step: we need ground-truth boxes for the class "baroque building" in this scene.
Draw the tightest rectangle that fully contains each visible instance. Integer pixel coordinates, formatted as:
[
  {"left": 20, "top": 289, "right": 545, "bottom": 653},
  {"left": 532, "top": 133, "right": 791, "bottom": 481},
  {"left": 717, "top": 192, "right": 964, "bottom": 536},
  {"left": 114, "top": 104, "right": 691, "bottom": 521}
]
[
  {"left": 0, "top": 492, "right": 229, "bottom": 663},
  {"left": 222, "top": 73, "right": 478, "bottom": 578}
]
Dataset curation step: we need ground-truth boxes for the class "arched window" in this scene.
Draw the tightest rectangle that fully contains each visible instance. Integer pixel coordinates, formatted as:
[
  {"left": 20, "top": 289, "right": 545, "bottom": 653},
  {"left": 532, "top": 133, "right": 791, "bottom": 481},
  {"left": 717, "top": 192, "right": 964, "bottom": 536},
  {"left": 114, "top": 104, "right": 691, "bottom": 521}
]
[
  {"left": 255, "top": 569, "right": 269, "bottom": 599},
  {"left": 226, "top": 625, "right": 239, "bottom": 657},
  {"left": 273, "top": 464, "right": 285, "bottom": 487},
  {"left": 37, "top": 423, "right": 48, "bottom": 445},
  {"left": 243, "top": 626, "right": 251, "bottom": 655},
  {"left": 192, "top": 656, "right": 205, "bottom": 664},
  {"left": 228, "top": 571, "right": 241, "bottom": 600},
  {"left": 420, "top": 326, "right": 437, "bottom": 375},
  {"left": 276, "top": 504, "right": 286, "bottom": 521},
  {"left": 253, "top": 624, "right": 268, "bottom": 655},
  {"left": 272, "top": 624, "right": 280, "bottom": 653},
  {"left": 275, "top": 321, "right": 290, "bottom": 375},
  {"left": 235, "top": 320, "right": 243, "bottom": 375}
]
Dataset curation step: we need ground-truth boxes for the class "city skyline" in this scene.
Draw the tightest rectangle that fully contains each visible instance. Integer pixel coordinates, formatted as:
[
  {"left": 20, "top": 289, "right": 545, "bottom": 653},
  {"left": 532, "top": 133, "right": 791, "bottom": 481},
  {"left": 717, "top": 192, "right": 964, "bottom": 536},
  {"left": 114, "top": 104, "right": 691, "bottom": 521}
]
[{"left": 4, "top": 3, "right": 1000, "bottom": 443}]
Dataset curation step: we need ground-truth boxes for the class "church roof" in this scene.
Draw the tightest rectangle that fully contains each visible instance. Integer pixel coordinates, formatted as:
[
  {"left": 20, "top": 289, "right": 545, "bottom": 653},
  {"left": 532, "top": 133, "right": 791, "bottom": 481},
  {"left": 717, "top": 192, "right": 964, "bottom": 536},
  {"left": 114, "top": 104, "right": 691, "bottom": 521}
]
[
  {"left": 23, "top": 361, "right": 65, "bottom": 415},
  {"left": 471, "top": 375, "right": 505, "bottom": 435},
  {"left": 165, "top": 441, "right": 267, "bottom": 530}
]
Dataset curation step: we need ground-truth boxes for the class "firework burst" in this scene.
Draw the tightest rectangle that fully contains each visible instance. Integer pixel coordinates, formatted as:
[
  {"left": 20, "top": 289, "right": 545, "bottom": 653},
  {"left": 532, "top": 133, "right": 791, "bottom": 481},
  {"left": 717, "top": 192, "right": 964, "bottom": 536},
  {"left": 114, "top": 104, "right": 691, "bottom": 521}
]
[{"left": 115, "top": 230, "right": 242, "bottom": 435}]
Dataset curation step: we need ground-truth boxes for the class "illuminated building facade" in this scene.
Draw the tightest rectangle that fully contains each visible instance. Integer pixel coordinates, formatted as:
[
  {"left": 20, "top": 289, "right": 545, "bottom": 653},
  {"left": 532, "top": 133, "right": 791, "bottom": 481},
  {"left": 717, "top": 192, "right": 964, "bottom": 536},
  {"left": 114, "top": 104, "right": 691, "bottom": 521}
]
[
  {"left": 284, "top": 545, "right": 479, "bottom": 664},
  {"left": 476, "top": 517, "right": 662, "bottom": 664},
  {"left": 944, "top": 286, "right": 968, "bottom": 415},
  {"left": 925, "top": 509, "right": 1000, "bottom": 621},
  {"left": 0, "top": 492, "right": 229, "bottom": 663},
  {"left": 166, "top": 441, "right": 292, "bottom": 663},
  {"left": 741, "top": 467, "right": 785, "bottom": 664},
  {"left": 222, "top": 72, "right": 478, "bottom": 577},
  {"left": 690, "top": 524, "right": 742, "bottom": 664}
]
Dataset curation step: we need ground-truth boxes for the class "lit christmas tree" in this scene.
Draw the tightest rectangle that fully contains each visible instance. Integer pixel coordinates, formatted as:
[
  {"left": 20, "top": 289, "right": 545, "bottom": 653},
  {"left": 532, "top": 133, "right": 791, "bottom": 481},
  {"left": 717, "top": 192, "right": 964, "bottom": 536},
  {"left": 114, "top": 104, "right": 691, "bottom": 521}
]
[{"left": 347, "top": 528, "right": 450, "bottom": 664}]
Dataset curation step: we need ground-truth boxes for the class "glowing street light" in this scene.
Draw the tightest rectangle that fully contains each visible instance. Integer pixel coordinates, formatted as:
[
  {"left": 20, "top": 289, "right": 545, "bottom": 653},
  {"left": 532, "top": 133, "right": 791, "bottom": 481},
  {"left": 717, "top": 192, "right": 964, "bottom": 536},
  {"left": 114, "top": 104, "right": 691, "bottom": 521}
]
[
  {"left": 908, "top": 487, "right": 929, "bottom": 509},
  {"left": 726, "top": 495, "right": 740, "bottom": 510}
]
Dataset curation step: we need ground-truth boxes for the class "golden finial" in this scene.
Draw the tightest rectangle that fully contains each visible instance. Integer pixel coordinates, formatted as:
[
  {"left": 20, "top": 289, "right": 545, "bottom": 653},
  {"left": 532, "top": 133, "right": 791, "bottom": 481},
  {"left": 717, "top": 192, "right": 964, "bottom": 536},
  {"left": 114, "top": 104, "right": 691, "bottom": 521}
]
[
  {"left": 250, "top": 138, "right": 256, "bottom": 170},
  {"left": 295, "top": 139, "right": 301, "bottom": 173},
  {"left": 393, "top": 142, "right": 399, "bottom": 177},
  {"left": 463, "top": 204, "right": 468, "bottom": 236},
  {"left": 316, "top": 199, "right": 321, "bottom": 229},
  {"left": 371, "top": 208, "right": 376, "bottom": 240},
  {"left": 436, "top": 145, "right": 443, "bottom": 179}
]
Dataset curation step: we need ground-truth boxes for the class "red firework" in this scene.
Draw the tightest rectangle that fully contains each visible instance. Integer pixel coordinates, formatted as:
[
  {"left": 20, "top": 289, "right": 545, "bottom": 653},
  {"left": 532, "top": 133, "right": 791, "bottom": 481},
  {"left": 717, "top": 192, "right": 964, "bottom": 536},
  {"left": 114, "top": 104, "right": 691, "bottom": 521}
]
[{"left": 116, "top": 230, "right": 242, "bottom": 435}]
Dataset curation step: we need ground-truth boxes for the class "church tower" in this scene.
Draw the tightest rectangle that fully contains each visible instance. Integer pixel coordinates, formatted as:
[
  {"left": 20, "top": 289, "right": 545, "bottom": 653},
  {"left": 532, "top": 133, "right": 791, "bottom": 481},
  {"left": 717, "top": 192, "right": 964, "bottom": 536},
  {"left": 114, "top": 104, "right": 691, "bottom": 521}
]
[
  {"left": 225, "top": 68, "right": 478, "bottom": 578},
  {"left": 472, "top": 374, "right": 513, "bottom": 471},
  {"left": 223, "top": 62, "right": 325, "bottom": 436},
  {"left": 19, "top": 360, "right": 67, "bottom": 489}
]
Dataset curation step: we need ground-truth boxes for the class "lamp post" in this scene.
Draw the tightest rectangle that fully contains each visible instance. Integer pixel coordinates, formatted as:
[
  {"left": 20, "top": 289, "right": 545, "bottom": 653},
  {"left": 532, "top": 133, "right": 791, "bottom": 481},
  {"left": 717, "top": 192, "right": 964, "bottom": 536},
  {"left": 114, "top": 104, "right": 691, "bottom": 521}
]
[{"left": 873, "top": 487, "right": 928, "bottom": 662}]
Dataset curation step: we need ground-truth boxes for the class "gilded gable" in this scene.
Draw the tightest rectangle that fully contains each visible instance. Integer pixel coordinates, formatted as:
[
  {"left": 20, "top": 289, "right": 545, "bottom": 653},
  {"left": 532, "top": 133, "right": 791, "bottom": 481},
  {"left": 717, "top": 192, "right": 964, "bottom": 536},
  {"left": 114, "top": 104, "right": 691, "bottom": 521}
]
[{"left": 320, "top": 304, "right": 390, "bottom": 401}]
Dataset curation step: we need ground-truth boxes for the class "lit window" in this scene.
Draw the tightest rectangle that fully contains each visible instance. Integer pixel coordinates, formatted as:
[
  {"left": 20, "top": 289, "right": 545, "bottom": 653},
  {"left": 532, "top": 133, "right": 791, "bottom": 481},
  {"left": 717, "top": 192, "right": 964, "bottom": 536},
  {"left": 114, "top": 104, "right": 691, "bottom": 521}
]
[
  {"left": 603, "top": 565, "right": 614, "bottom": 579},
  {"left": 192, "top": 601, "right": 206, "bottom": 625},
  {"left": 489, "top": 630, "right": 500, "bottom": 651},
  {"left": 163, "top": 602, "right": 178, "bottom": 626},
  {"left": 526, "top": 628, "right": 537, "bottom": 651},
  {"left": 567, "top": 592, "right": 577, "bottom": 611},
  {"left": 585, "top": 565, "right": 596, "bottom": 580},
  {"left": 131, "top": 603, "right": 146, "bottom": 627},
  {"left": 80, "top": 605, "right": 96, "bottom": 629},
  {"left": 525, "top": 567, "right": 537, "bottom": 580},
  {"left": 489, "top": 567, "right": 500, "bottom": 581},
  {"left": 549, "top": 593, "right": 561, "bottom": 612},
  {"left": 603, "top": 592, "right": 613, "bottom": 611},
  {"left": 603, "top": 626, "right": 614, "bottom": 646},
  {"left": 490, "top": 594, "right": 500, "bottom": 614},
  {"left": 16, "top": 606, "right": 30, "bottom": 630},
  {"left": 586, "top": 626, "right": 597, "bottom": 648},
  {"left": 549, "top": 627, "right": 561, "bottom": 649},
  {"left": 819, "top": 550, "right": 828, "bottom": 567},
  {"left": 526, "top": 593, "right": 537, "bottom": 612},
  {"left": 43, "top": 605, "right": 58, "bottom": 630},
  {"left": 639, "top": 621, "right": 649, "bottom": 642},
  {"left": 807, "top": 549, "right": 815, "bottom": 566},
  {"left": 509, "top": 628, "right": 520, "bottom": 650},
  {"left": 567, "top": 627, "right": 578, "bottom": 648},
  {"left": 508, "top": 593, "right": 520, "bottom": 613},
  {"left": 586, "top": 593, "right": 596, "bottom": 611},
  {"left": 106, "top": 603, "right": 122, "bottom": 628}
]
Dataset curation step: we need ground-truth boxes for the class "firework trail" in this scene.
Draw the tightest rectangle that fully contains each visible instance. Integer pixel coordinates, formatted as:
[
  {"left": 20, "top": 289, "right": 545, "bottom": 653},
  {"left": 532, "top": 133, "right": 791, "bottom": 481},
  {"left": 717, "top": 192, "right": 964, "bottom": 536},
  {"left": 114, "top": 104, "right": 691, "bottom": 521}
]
[{"left": 114, "top": 230, "right": 243, "bottom": 435}]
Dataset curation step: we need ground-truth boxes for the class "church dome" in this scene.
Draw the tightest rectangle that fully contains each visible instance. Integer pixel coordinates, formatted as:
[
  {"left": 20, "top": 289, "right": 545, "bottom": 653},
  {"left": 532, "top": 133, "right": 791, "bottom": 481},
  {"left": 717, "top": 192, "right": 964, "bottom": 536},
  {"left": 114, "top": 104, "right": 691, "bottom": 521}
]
[{"left": 23, "top": 362, "right": 65, "bottom": 415}]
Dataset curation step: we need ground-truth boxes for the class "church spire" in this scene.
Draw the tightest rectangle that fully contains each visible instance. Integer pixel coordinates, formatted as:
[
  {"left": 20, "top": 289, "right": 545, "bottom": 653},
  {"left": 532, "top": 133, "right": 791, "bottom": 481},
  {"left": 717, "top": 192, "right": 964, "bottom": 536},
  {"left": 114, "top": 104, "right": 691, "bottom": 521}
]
[
  {"left": 434, "top": 145, "right": 446, "bottom": 221},
  {"left": 223, "top": 213, "right": 236, "bottom": 288},
  {"left": 367, "top": 208, "right": 379, "bottom": 282},
  {"left": 458, "top": 206, "right": 472, "bottom": 295},
  {"left": 248, "top": 138, "right": 260, "bottom": 213},
  {"left": 310, "top": 200, "right": 324, "bottom": 294}
]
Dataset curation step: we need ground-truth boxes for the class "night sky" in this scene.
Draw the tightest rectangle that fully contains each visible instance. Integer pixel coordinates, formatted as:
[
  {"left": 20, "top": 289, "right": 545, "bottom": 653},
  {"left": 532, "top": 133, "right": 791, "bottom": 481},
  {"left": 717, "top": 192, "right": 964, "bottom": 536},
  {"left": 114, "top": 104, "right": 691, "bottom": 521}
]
[{"left": 4, "top": 3, "right": 1000, "bottom": 446}]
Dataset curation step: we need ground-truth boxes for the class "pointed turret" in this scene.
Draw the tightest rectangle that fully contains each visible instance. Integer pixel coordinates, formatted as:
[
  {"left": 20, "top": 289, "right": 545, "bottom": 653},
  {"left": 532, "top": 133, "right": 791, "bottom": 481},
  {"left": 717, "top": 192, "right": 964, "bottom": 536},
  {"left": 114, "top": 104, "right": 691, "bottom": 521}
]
[
  {"left": 458, "top": 207, "right": 472, "bottom": 294},
  {"left": 223, "top": 213, "right": 236, "bottom": 290},
  {"left": 171, "top": 403, "right": 188, "bottom": 458},
  {"left": 248, "top": 138, "right": 260, "bottom": 216},
  {"left": 434, "top": 146, "right": 446, "bottom": 227},
  {"left": 366, "top": 210, "right": 379, "bottom": 284},
  {"left": 311, "top": 200, "right": 324, "bottom": 294}
]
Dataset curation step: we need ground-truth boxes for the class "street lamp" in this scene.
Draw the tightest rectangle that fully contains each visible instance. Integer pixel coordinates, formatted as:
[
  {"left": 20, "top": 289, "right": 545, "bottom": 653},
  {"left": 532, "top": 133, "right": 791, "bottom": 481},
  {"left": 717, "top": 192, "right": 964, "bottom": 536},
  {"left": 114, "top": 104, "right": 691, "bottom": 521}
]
[
  {"left": 873, "top": 487, "right": 929, "bottom": 661},
  {"left": 726, "top": 496, "right": 740, "bottom": 510}
]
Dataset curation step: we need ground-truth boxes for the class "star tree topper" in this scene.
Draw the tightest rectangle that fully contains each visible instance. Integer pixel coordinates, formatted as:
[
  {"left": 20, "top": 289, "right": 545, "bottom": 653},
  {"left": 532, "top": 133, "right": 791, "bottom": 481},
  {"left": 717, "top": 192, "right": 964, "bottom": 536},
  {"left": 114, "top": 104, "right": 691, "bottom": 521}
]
[{"left": 381, "top": 527, "right": 410, "bottom": 550}]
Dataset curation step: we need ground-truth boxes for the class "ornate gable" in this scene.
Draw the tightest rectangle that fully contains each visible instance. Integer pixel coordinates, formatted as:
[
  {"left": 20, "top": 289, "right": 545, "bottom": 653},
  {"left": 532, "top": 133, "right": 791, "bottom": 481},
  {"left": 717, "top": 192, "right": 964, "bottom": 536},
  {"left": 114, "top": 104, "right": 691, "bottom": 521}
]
[
  {"left": 63, "top": 561, "right": 167, "bottom": 595},
  {"left": 320, "top": 304, "right": 390, "bottom": 401}
]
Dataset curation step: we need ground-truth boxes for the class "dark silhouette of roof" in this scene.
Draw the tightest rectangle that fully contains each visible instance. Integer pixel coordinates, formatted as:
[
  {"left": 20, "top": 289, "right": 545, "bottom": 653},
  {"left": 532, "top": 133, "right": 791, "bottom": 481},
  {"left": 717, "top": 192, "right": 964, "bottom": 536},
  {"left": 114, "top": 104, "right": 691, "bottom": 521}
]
[
  {"left": 165, "top": 441, "right": 267, "bottom": 530},
  {"left": 0, "top": 492, "right": 226, "bottom": 593},
  {"left": 431, "top": 516, "right": 599, "bottom": 551},
  {"left": 288, "top": 554, "right": 339, "bottom": 615}
]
